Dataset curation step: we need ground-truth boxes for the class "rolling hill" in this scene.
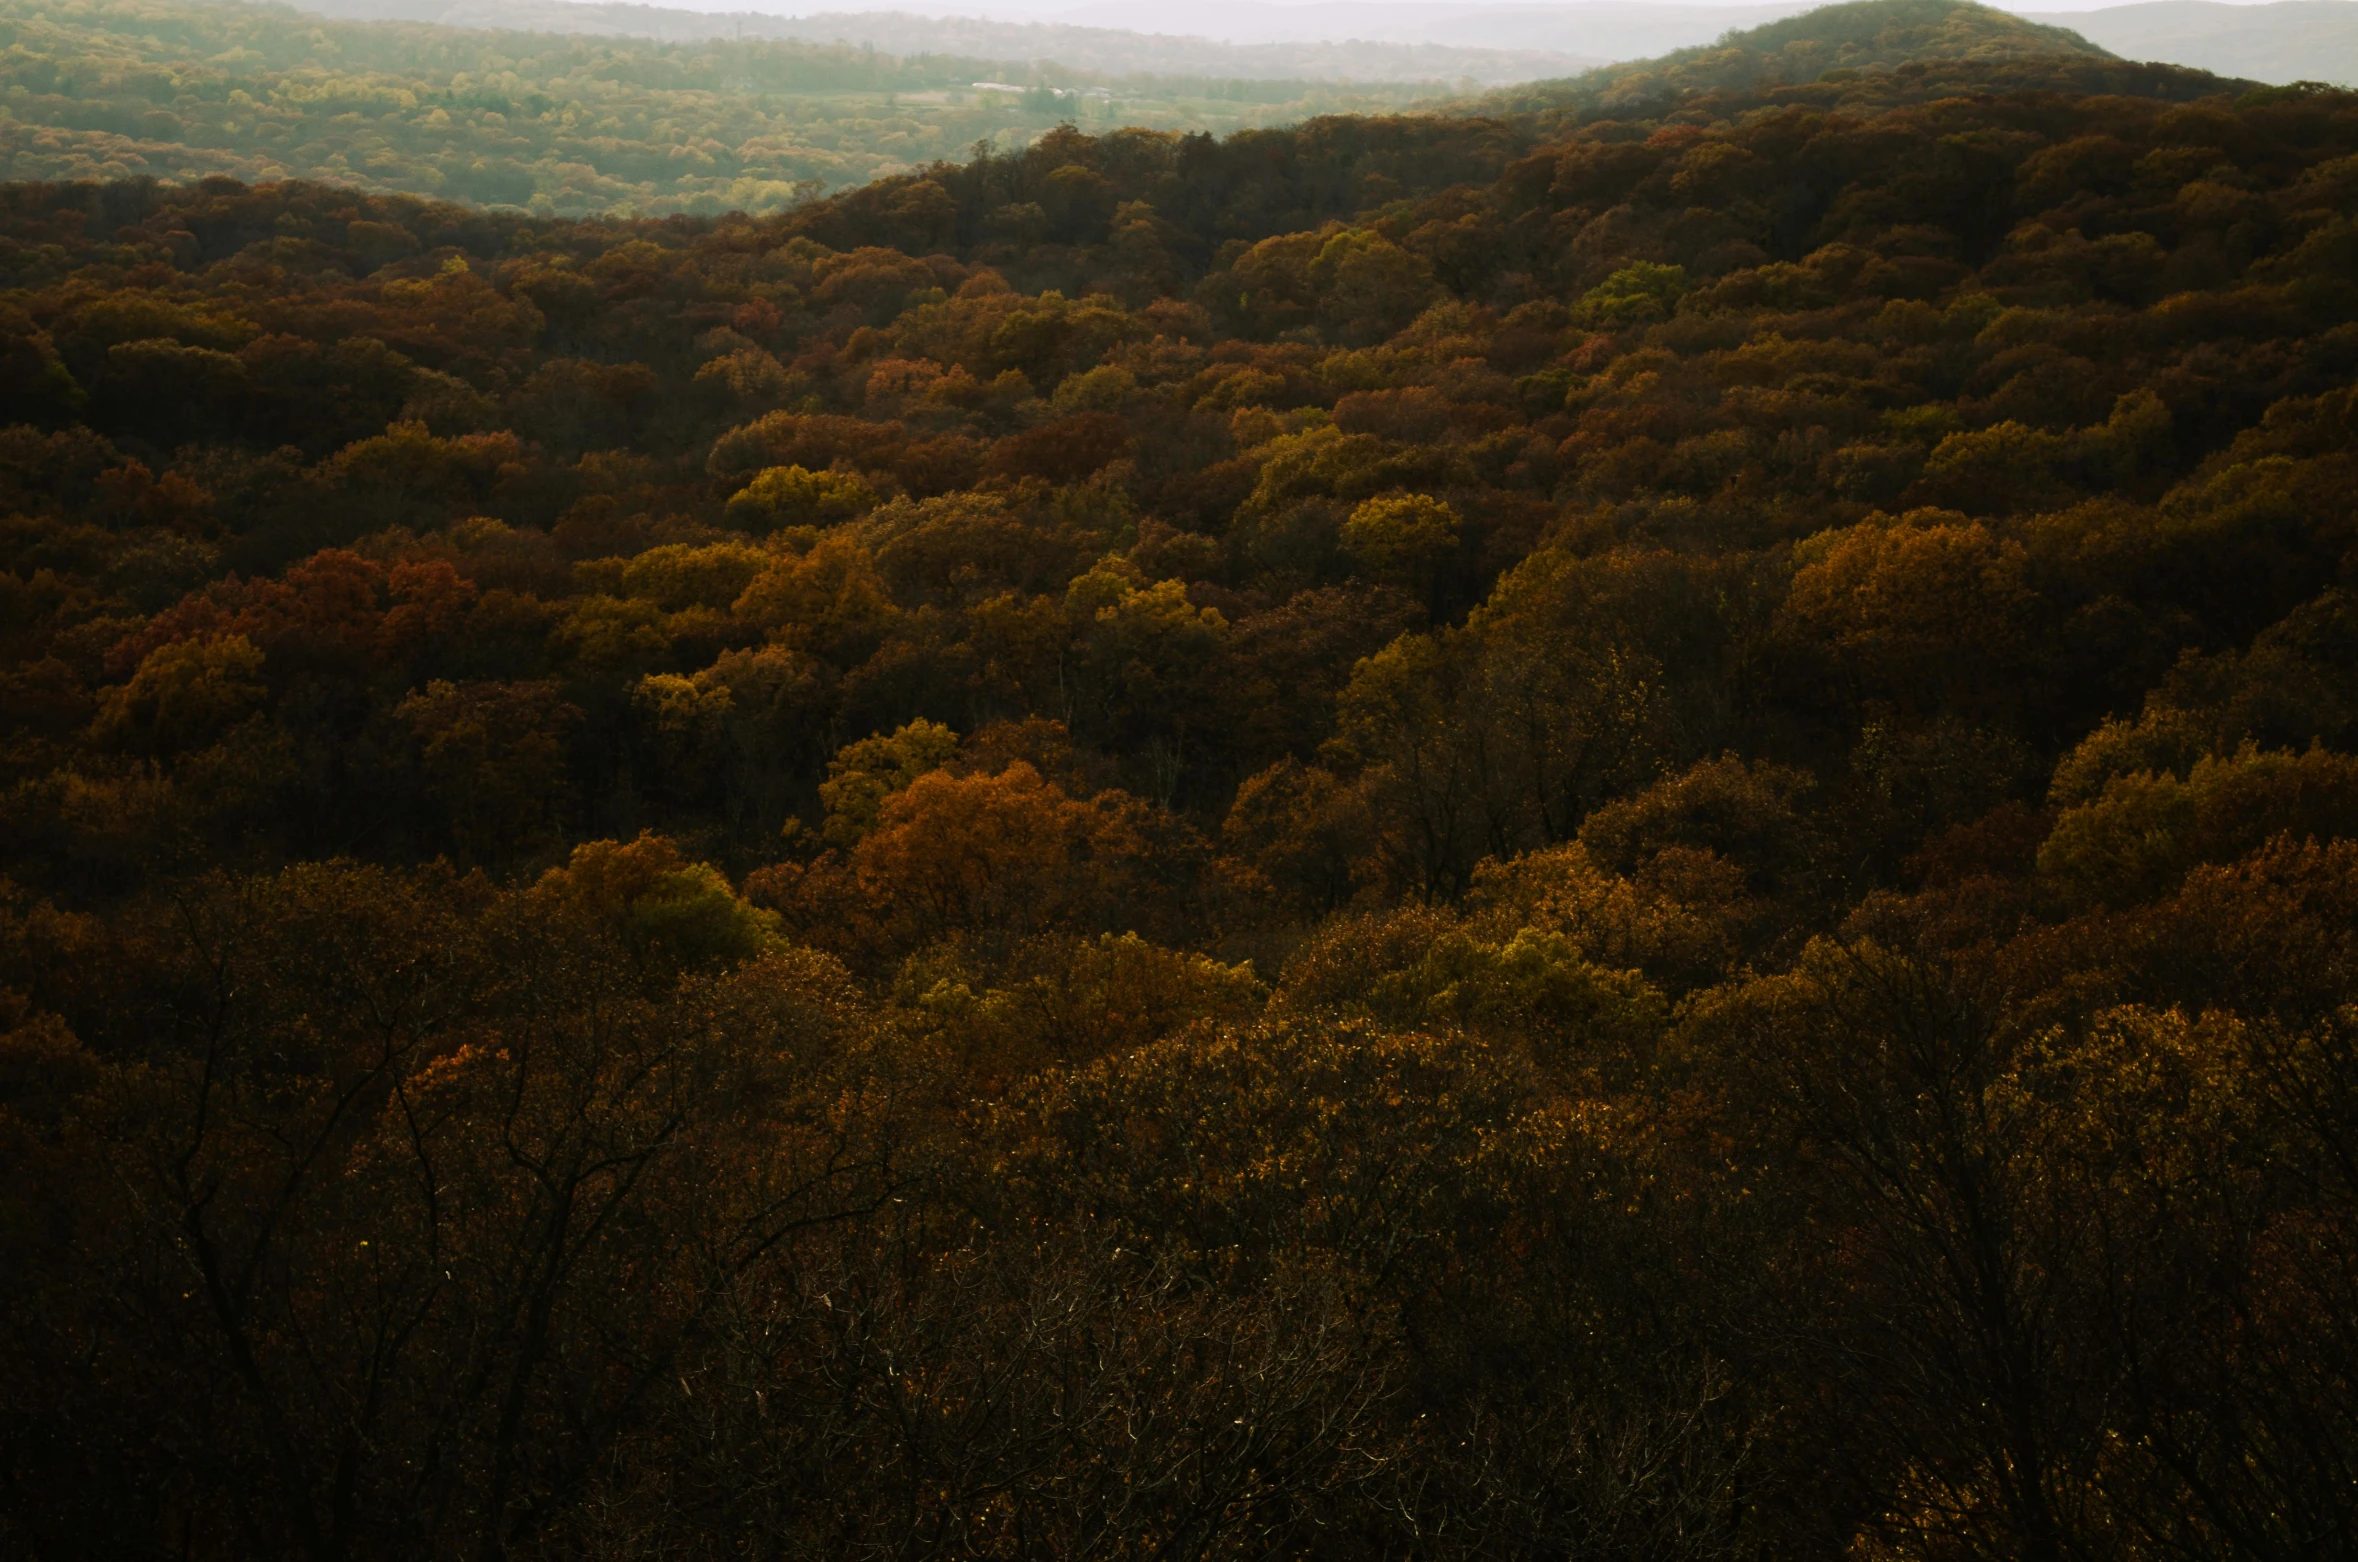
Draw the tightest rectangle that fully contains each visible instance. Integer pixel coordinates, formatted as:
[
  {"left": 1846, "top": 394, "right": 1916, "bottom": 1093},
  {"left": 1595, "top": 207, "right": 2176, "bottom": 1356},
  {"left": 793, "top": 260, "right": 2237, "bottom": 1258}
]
[{"left": 1477, "top": 0, "right": 2248, "bottom": 116}]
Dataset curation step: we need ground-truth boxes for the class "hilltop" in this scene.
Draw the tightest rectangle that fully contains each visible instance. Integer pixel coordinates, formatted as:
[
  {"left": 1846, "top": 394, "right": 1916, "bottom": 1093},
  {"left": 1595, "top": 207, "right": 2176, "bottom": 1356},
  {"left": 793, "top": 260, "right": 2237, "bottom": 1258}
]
[{"left": 1486, "top": 0, "right": 2148, "bottom": 114}]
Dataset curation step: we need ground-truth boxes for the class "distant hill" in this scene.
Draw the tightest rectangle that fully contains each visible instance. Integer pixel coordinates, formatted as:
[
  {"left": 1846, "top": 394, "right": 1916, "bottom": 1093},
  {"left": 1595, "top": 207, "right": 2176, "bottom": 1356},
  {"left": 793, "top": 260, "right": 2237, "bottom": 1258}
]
[
  {"left": 2026, "top": 0, "right": 2358, "bottom": 85},
  {"left": 1049, "top": 0, "right": 1818, "bottom": 59},
  {"left": 1689, "top": 0, "right": 2113, "bottom": 63},
  {"left": 1481, "top": 0, "right": 2147, "bottom": 112},
  {"left": 290, "top": 0, "right": 1606, "bottom": 83}
]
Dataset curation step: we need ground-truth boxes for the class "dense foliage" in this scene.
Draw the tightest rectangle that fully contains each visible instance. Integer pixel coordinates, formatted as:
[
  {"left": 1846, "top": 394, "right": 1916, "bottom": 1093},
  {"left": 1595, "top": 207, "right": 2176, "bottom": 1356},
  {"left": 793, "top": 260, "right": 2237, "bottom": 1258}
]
[
  {"left": 5, "top": 2, "right": 2358, "bottom": 1555},
  {"left": 0, "top": 0, "right": 1443, "bottom": 213}
]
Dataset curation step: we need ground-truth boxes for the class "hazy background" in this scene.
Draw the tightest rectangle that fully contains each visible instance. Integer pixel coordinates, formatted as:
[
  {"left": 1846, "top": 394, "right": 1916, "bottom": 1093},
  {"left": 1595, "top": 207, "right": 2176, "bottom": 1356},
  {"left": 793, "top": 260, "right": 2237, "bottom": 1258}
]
[{"left": 297, "top": 0, "right": 2358, "bottom": 87}]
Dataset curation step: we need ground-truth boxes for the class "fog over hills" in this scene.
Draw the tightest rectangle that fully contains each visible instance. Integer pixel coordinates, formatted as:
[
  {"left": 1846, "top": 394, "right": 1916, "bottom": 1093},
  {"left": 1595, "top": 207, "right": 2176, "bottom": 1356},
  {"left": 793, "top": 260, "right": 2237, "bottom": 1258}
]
[
  {"left": 292, "top": 0, "right": 1610, "bottom": 80},
  {"left": 1038, "top": 0, "right": 1818, "bottom": 54},
  {"left": 2024, "top": 0, "right": 2358, "bottom": 84},
  {"left": 299, "top": 0, "right": 2358, "bottom": 86}
]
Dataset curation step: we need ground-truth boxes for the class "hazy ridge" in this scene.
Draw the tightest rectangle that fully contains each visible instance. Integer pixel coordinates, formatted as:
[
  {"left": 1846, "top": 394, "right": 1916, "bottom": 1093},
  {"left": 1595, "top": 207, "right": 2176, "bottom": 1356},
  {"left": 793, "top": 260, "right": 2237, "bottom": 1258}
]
[{"left": 288, "top": 0, "right": 1609, "bottom": 82}]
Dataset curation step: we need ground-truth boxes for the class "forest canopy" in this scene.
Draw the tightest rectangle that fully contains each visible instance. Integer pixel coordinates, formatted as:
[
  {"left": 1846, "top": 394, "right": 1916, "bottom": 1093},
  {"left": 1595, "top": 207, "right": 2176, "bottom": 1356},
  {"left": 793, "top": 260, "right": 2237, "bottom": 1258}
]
[{"left": 4, "top": 1, "right": 2358, "bottom": 1556}]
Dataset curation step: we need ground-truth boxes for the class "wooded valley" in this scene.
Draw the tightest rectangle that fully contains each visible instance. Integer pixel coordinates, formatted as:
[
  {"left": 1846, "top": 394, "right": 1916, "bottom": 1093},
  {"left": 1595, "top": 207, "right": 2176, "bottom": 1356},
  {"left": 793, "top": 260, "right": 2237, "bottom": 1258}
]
[{"left": 3, "top": 2, "right": 2357, "bottom": 1554}]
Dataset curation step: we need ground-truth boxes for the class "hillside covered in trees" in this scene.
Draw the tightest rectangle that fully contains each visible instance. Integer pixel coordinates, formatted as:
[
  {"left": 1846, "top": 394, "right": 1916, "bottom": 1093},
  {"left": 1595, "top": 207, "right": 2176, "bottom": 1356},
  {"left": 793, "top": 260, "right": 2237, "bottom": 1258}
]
[
  {"left": 5, "top": 1, "right": 2358, "bottom": 1556},
  {"left": 1494, "top": 0, "right": 2123, "bottom": 113}
]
